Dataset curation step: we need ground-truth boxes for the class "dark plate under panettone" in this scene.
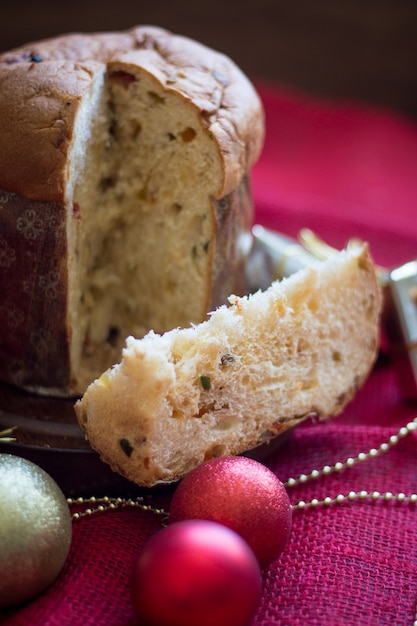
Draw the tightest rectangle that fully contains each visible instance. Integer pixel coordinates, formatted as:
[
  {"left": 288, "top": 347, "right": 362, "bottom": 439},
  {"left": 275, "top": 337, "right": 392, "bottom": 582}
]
[
  {"left": 0, "top": 381, "right": 292, "bottom": 498},
  {"left": 0, "top": 381, "right": 139, "bottom": 497}
]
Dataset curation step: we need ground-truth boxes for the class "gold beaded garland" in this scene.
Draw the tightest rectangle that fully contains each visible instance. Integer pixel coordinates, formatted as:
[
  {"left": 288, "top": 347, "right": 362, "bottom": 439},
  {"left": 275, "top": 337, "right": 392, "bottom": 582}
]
[
  {"left": 285, "top": 417, "right": 417, "bottom": 511},
  {"left": 68, "top": 495, "right": 169, "bottom": 521},
  {"left": 285, "top": 417, "right": 417, "bottom": 491}
]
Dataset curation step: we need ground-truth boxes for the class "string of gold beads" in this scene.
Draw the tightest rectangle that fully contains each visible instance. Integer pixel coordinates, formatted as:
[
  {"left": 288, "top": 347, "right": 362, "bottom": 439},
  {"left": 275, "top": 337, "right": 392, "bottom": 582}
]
[
  {"left": 292, "top": 490, "right": 417, "bottom": 511},
  {"left": 284, "top": 417, "right": 417, "bottom": 489},
  {"left": 67, "top": 495, "right": 168, "bottom": 520}
]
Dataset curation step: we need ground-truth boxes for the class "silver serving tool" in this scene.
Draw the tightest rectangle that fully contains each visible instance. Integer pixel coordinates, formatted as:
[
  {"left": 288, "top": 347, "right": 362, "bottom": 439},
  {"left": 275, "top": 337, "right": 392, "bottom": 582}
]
[
  {"left": 385, "top": 260, "right": 417, "bottom": 400},
  {"left": 248, "top": 225, "right": 417, "bottom": 401},
  {"left": 246, "top": 225, "right": 318, "bottom": 292}
]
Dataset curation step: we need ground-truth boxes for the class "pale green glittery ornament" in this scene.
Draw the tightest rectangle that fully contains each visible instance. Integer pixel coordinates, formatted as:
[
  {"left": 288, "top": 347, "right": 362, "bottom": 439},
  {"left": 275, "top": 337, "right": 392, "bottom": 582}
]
[{"left": 0, "top": 453, "right": 72, "bottom": 608}]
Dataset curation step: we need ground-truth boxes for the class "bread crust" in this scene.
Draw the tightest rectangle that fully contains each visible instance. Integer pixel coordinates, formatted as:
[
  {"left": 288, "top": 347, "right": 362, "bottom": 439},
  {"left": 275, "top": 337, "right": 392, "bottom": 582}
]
[{"left": 0, "top": 25, "right": 264, "bottom": 201}]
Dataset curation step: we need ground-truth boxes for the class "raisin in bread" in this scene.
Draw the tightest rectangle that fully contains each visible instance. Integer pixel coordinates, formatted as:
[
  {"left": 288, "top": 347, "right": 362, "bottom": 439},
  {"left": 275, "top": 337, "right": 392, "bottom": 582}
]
[
  {"left": 75, "top": 244, "right": 382, "bottom": 487},
  {"left": 0, "top": 26, "right": 264, "bottom": 397}
]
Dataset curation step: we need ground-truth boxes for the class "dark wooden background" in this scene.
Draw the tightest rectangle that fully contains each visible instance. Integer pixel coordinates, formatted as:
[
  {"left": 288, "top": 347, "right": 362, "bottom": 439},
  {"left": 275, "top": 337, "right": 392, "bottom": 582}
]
[{"left": 1, "top": 0, "right": 417, "bottom": 120}]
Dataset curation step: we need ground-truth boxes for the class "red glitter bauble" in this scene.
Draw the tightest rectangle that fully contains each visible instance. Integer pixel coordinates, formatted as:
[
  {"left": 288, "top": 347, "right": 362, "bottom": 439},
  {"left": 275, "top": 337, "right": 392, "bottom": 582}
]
[
  {"left": 169, "top": 455, "right": 292, "bottom": 568},
  {"left": 131, "top": 519, "right": 262, "bottom": 626}
]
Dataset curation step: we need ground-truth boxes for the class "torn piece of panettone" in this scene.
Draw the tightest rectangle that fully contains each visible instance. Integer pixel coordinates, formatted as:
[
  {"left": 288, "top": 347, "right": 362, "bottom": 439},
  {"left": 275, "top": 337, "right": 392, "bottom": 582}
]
[{"left": 75, "top": 243, "right": 382, "bottom": 487}]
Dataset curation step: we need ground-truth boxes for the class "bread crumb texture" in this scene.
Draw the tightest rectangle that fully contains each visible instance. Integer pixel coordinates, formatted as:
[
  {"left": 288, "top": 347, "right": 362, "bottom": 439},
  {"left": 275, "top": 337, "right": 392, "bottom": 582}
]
[{"left": 75, "top": 244, "right": 382, "bottom": 486}]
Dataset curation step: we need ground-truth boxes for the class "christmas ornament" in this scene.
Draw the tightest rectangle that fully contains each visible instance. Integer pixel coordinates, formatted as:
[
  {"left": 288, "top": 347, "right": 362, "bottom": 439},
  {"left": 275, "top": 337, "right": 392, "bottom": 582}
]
[
  {"left": 130, "top": 519, "right": 262, "bottom": 626},
  {"left": 0, "top": 454, "right": 72, "bottom": 608},
  {"left": 169, "top": 455, "right": 292, "bottom": 567}
]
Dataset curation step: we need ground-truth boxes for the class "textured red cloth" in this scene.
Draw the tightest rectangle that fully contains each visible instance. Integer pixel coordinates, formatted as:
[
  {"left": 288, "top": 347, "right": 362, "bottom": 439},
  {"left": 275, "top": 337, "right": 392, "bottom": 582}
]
[{"left": 2, "top": 83, "right": 417, "bottom": 626}]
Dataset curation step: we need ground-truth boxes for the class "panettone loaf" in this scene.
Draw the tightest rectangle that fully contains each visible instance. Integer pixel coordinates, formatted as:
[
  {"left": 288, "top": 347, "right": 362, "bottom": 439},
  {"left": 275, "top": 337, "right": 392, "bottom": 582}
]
[
  {"left": 75, "top": 244, "right": 382, "bottom": 487},
  {"left": 0, "top": 26, "right": 264, "bottom": 396}
]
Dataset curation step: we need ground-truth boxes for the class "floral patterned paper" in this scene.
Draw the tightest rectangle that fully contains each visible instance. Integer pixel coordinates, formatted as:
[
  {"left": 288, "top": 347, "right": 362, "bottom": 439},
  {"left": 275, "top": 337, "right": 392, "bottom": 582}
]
[{"left": 0, "top": 189, "right": 71, "bottom": 394}]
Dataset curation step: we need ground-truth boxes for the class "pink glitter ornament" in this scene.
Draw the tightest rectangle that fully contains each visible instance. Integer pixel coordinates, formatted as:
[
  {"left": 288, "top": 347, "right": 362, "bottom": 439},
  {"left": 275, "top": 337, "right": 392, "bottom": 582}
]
[
  {"left": 130, "top": 519, "right": 262, "bottom": 626},
  {"left": 169, "top": 455, "right": 292, "bottom": 568}
]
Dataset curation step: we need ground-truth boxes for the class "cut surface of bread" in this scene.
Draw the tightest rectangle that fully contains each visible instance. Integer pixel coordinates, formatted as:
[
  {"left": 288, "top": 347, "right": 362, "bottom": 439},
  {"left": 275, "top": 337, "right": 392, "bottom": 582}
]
[
  {"left": 0, "top": 26, "right": 263, "bottom": 396},
  {"left": 75, "top": 243, "right": 382, "bottom": 487}
]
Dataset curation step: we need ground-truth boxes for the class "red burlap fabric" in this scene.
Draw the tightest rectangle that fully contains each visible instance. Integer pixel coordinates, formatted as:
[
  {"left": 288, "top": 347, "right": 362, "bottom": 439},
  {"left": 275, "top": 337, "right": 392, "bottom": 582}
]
[{"left": 2, "top": 82, "right": 417, "bottom": 626}]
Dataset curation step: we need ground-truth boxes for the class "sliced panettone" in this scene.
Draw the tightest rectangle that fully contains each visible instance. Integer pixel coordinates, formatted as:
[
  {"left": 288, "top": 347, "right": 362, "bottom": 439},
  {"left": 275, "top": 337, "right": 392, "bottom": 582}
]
[
  {"left": 75, "top": 243, "right": 382, "bottom": 487},
  {"left": 0, "top": 26, "right": 264, "bottom": 396}
]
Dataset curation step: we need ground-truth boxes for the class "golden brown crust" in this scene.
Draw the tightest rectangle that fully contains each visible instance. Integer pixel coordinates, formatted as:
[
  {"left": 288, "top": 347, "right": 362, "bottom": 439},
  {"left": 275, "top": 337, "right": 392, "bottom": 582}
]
[
  {"left": 0, "top": 61, "right": 100, "bottom": 202},
  {"left": 0, "top": 25, "right": 264, "bottom": 201}
]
